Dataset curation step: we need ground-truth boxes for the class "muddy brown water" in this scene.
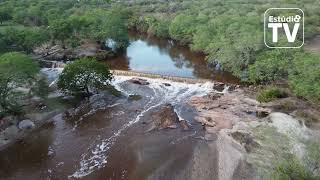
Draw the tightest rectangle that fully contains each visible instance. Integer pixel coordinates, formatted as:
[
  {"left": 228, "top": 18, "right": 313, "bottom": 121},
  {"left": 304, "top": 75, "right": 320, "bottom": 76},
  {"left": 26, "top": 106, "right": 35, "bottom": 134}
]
[
  {"left": 105, "top": 31, "right": 240, "bottom": 84},
  {"left": 0, "top": 76, "right": 216, "bottom": 180}
]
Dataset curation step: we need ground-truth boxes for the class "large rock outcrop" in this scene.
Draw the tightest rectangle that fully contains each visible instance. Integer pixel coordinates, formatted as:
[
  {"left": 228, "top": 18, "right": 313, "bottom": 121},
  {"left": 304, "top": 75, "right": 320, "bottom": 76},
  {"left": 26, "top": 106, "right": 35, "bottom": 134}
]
[
  {"left": 151, "top": 104, "right": 180, "bottom": 130},
  {"left": 188, "top": 89, "right": 271, "bottom": 131},
  {"left": 144, "top": 104, "right": 190, "bottom": 131}
]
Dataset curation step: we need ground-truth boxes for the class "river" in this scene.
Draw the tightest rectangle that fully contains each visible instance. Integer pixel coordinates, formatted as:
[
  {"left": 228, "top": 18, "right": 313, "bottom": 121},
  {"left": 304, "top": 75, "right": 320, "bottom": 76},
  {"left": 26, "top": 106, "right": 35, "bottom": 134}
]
[
  {"left": 106, "top": 31, "right": 239, "bottom": 84},
  {"left": 0, "top": 33, "right": 238, "bottom": 180}
]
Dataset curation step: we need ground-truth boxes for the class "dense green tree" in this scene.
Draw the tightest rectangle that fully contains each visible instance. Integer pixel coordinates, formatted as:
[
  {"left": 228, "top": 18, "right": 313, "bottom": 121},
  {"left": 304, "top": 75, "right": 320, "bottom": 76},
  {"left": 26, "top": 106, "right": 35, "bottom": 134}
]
[
  {"left": 57, "top": 58, "right": 113, "bottom": 96},
  {"left": 0, "top": 6, "right": 11, "bottom": 24},
  {"left": 94, "top": 7, "right": 130, "bottom": 49},
  {"left": 0, "top": 26, "right": 48, "bottom": 53},
  {"left": 0, "top": 52, "right": 41, "bottom": 115},
  {"left": 169, "top": 14, "right": 197, "bottom": 44},
  {"left": 289, "top": 52, "right": 320, "bottom": 104},
  {"left": 248, "top": 49, "right": 296, "bottom": 83},
  {"left": 49, "top": 19, "right": 73, "bottom": 49}
]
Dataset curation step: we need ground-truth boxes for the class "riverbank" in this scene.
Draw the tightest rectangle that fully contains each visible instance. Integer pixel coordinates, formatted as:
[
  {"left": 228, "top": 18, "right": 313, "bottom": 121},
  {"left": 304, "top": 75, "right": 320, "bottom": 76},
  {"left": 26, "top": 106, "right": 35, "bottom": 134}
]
[{"left": 33, "top": 40, "right": 116, "bottom": 62}]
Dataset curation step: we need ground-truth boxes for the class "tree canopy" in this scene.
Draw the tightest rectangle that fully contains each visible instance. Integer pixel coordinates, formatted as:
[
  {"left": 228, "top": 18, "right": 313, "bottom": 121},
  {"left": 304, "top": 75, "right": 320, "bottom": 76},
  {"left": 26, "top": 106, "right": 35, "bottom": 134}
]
[
  {"left": 57, "top": 58, "right": 113, "bottom": 96},
  {"left": 0, "top": 52, "right": 42, "bottom": 115}
]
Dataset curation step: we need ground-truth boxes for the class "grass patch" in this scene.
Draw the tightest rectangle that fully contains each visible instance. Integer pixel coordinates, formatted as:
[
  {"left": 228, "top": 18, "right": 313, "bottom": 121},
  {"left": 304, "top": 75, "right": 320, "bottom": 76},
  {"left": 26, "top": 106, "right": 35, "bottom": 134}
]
[
  {"left": 256, "top": 86, "right": 287, "bottom": 103},
  {"left": 128, "top": 94, "right": 142, "bottom": 101}
]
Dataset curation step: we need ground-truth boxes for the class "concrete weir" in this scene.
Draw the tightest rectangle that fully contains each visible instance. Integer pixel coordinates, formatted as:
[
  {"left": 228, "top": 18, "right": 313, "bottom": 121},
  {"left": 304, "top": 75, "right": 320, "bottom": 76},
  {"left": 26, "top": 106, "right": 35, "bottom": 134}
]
[{"left": 112, "top": 70, "right": 214, "bottom": 84}]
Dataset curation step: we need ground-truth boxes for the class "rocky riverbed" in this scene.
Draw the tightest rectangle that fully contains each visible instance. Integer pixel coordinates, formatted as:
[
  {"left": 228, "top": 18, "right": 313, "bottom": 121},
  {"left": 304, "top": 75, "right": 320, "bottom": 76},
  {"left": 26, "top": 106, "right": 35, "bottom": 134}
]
[{"left": 0, "top": 70, "right": 319, "bottom": 180}]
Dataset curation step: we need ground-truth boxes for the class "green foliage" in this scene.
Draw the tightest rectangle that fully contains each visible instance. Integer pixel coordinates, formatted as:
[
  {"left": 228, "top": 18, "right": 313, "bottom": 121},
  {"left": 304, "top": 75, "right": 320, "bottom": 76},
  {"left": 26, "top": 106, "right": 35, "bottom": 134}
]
[
  {"left": 98, "top": 7, "right": 130, "bottom": 49},
  {"left": 0, "top": 26, "right": 49, "bottom": 53},
  {"left": 256, "top": 86, "right": 287, "bottom": 103},
  {"left": 248, "top": 49, "right": 296, "bottom": 83},
  {"left": 0, "top": 0, "right": 129, "bottom": 51},
  {"left": 128, "top": 15, "right": 171, "bottom": 38},
  {"left": 128, "top": 94, "right": 142, "bottom": 101},
  {"left": 169, "top": 14, "right": 197, "bottom": 44},
  {"left": 30, "top": 77, "right": 50, "bottom": 100},
  {"left": 148, "top": 17, "right": 170, "bottom": 38},
  {"left": 288, "top": 52, "right": 320, "bottom": 104},
  {"left": 49, "top": 19, "right": 73, "bottom": 48},
  {"left": 0, "top": 6, "right": 11, "bottom": 24},
  {"left": 57, "top": 57, "right": 113, "bottom": 96},
  {"left": 0, "top": 52, "right": 41, "bottom": 115},
  {"left": 273, "top": 155, "right": 314, "bottom": 180}
]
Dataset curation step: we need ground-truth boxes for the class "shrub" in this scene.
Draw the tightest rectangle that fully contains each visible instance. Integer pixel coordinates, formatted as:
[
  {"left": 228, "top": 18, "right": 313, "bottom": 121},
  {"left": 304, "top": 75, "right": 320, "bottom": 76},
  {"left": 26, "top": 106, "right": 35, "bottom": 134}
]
[
  {"left": 169, "top": 14, "right": 197, "bottom": 44},
  {"left": 248, "top": 49, "right": 295, "bottom": 83},
  {"left": 256, "top": 87, "right": 287, "bottom": 103},
  {"left": 288, "top": 52, "right": 320, "bottom": 104}
]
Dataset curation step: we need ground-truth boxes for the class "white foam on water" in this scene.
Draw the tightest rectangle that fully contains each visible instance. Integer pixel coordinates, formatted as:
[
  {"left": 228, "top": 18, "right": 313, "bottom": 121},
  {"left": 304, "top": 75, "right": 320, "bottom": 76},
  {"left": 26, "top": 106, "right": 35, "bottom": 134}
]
[{"left": 69, "top": 75, "right": 214, "bottom": 178}]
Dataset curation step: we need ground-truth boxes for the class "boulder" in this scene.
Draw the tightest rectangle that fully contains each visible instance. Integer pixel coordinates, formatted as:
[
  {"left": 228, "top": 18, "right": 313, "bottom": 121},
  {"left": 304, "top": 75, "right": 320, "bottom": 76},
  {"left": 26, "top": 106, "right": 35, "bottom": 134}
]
[
  {"left": 179, "top": 120, "right": 190, "bottom": 131},
  {"left": 18, "top": 120, "right": 35, "bottom": 130},
  {"left": 163, "top": 83, "right": 171, "bottom": 87},
  {"left": 3, "top": 126, "right": 19, "bottom": 139},
  {"left": 151, "top": 104, "right": 179, "bottom": 130},
  {"left": 256, "top": 107, "right": 271, "bottom": 118},
  {"left": 213, "top": 82, "right": 225, "bottom": 92},
  {"left": 128, "top": 78, "right": 150, "bottom": 85}
]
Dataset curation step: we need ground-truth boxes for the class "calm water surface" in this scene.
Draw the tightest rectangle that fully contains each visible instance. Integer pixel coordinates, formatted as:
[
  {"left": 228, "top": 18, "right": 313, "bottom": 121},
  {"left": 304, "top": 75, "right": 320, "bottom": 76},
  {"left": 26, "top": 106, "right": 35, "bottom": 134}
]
[{"left": 106, "top": 32, "right": 239, "bottom": 84}]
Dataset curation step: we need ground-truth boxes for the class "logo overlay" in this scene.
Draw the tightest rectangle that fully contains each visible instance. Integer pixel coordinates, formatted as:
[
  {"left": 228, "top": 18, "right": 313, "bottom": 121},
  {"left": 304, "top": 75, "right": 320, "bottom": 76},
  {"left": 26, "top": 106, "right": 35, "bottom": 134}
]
[{"left": 264, "top": 8, "right": 304, "bottom": 48}]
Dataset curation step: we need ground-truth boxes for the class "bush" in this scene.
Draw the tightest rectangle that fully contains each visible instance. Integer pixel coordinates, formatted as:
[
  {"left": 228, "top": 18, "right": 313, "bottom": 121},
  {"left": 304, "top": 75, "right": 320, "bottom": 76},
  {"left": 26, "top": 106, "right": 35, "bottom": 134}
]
[
  {"left": 289, "top": 52, "right": 320, "bottom": 104},
  {"left": 248, "top": 49, "right": 295, "bottom": 83},
  {"left": 0, "top": 26, "right": 49, "bottom": 53},
  {"left": 169, "top": 14, "right": 197, "bottom": 44},
  {"left": 256, "top": 87, "right": 287, "bottom": 103}
]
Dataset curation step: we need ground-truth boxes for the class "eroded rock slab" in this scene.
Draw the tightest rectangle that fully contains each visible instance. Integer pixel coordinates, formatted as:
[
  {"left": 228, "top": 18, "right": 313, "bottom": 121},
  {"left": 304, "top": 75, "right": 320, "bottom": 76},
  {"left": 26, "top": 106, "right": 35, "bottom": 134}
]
[
  {"left": 150, "top": 104, "right": 179, "bottom": 130},
  {"left": 188, "top": 89, "right": 272, "bottom": 132}
]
